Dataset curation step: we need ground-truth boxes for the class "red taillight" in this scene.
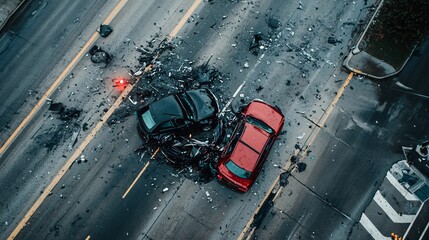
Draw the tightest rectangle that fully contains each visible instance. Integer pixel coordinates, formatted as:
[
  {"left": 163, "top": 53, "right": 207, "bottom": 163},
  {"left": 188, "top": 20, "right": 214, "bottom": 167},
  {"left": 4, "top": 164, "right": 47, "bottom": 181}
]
[
  {"left": 114, "top": 78, "right": 127, "bottom": 85},
  {"left": 113, "top": 77, "right": 128, "bottom": 91}
]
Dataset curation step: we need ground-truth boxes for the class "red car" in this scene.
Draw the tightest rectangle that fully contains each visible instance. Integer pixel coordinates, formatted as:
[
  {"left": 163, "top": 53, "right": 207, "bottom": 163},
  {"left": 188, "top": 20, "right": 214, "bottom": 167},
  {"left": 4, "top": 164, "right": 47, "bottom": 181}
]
[{"left": 216, "top": 100, "right": 284, "bottom": 192}]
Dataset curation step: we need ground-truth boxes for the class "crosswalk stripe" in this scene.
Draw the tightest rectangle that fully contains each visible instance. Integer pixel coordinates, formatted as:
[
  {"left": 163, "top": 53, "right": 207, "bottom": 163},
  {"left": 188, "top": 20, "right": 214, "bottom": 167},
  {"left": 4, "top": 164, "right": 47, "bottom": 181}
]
[
  {"left": 386, "top": 171, "right": 420, "bottom": 202},
  {"left": 359, "top": 213, "right": 391, "bottom": 240},
  {"left": 374, "top": 190, "right": 415, "bottom": 223}
]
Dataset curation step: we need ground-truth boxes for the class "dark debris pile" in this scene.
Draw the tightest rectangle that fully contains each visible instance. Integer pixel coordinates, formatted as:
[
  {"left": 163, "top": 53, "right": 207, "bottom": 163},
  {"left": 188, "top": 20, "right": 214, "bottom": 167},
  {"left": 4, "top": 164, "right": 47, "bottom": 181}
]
[{"left": 120, "top": 37, "right": 237, "bottom": 183}]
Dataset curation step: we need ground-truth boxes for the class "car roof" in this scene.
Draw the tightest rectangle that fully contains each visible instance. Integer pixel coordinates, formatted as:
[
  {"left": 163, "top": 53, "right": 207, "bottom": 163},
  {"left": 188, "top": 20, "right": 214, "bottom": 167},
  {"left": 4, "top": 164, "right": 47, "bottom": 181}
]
[
  {"left": 230, "top": 141, "right": 260, "bottom": 172},
  {"left": 150, "top": 95, "right": 185, "bottom": 124},
  {"left": 230, "top": 123, "right": 269, "bottom": 172},
  {"left": 245, "top": 100, "right": 284, "bottom": 132}
]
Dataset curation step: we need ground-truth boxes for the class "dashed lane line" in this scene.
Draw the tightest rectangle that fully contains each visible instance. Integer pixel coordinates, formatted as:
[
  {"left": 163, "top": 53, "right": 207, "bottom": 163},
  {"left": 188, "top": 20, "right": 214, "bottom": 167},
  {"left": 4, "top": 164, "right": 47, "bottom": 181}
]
[
  {"left": 359, "top": 213, "right": 391, "bottom": 240},
  {"left": 386, "top": 171, "right": 420, "bottom": 202},
  {"left": 220, "top": 53, "right": 265, "bottom": 116},
  {"left": 122, "top": 161, "right": 150, "bottom": 199},
  {"left": 374, "top": 190, "right": 414, "bottom": 223}
]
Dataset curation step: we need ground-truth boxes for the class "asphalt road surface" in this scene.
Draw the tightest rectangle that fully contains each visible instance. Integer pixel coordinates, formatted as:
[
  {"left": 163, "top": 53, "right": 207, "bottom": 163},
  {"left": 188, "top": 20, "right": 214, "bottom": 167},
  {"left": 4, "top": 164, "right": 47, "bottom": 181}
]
[{"left": 1, "top": 0, "right": 428, "bottom": 239}]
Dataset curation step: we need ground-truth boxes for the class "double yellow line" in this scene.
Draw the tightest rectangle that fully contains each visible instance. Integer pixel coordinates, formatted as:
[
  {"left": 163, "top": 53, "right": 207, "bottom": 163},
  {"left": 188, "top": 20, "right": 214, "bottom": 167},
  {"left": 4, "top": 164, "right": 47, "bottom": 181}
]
[{"left": 6, "top": 0, "right": 203, "bottom": 239}]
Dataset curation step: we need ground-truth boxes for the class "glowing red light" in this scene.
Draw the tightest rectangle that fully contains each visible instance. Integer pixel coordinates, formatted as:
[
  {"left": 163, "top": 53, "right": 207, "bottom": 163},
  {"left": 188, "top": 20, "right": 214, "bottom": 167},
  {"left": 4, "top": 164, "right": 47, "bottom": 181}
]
[{"left": 114, "top": 78, "right": 127, "bottom": 86}]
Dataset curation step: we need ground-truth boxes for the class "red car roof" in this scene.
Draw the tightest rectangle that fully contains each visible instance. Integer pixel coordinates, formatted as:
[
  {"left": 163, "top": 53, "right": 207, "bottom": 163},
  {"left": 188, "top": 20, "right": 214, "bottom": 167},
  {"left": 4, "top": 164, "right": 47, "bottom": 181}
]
[
  {"left": 216, "top": 100, "right": 285, "bottom": 192},
  {"left": 240, "top": 124, "right": 269, "bottom": 153},
  {"left": 231, "top": 141, "right": 260, "bottom": 172},
  {"left": 230, "top": 124, "right": 269, "bottom": 171},
  {"left": 245, "top": 100, "right": 284, "bottom": 132}
]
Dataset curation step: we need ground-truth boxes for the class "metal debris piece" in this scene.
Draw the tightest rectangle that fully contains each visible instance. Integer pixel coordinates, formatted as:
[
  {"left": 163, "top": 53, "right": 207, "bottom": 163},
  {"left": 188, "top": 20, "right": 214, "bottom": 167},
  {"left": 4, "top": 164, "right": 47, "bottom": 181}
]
[
  {"left": 68, "top": 127, "right": 80, "bottom": 151},
  {"left": 249, "top": 33, "right": 269, "bottom": 55},
  {"left": 89, "top": 45, "right": 100, "bottom": 55},
  {"left": 328, "top": 36, "right": 341, "bottom": 45},
  {"left": 91, "top": 50, "right": 112, "bottom": 64},
  {"left": 99, "top": 24, "right": 113, "bottom": 37},
  {"left": 279, "top": 171, "right": 290, "bottom": 187},
  {"left": 49, "top": 102, "right": 64, "bottom": 112},
  {"left": 297, "top": 162, "right": 307, "bottom": 172},
  {"left": 297, "top": 133, "right": 305, "bottom": 139}
]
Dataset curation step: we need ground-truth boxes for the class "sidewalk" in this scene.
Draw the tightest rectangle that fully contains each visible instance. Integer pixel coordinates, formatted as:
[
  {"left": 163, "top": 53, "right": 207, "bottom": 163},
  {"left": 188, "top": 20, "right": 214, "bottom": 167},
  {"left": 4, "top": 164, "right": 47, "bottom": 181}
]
[
  {"left": 0, "top": 0, "right": 24, "bottom": 30},
  {"left": 343, "top": 0, "right": 417, "bottom": 79}
]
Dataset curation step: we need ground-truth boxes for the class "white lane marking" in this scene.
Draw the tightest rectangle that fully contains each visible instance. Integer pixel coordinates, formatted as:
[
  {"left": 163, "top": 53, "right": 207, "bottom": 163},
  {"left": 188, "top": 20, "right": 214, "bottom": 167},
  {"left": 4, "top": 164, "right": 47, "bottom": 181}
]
[
  {"left": 219, "top": 54, "right": 265, "bottom": 116},
  {"left": 359, "top": 213, "right": 391, "bottom": 240},
  {"left": 386, "top": 171, "right": 420, "bottom": 202},
  {"left": 374, "top": 190, "right": 415, "bottom": 223},
  {"left": 403, "top": 201, "right": 427, "bottom": 239},
  {"left": 419, "top": 221, "right": 429, "bottom": 240}
]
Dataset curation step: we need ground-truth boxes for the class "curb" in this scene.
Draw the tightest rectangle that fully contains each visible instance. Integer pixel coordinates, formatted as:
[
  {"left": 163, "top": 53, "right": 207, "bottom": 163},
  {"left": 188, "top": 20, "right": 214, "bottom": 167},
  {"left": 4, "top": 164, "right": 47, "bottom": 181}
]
[
  {"left": 0, "top": 0, "right": 27, "bottom": 32},
  {"left": 342, "top": 0, "right": 415, "bottom": 79}
]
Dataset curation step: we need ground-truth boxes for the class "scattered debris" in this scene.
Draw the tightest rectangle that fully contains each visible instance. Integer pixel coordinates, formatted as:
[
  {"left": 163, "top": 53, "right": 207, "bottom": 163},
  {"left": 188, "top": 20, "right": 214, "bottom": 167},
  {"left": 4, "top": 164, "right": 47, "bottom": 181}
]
[
  {"left": 49, "top": 102, "right": 64, "bottom": 112},
  {"left": 68, "top": 125, "right": 80, "bottom": 151},
  {"left": 76, "top": 154, "right": 87, "bottom": 164},
  {"left": 297, "top": 133, "right": 305, "bottom": 139},
  {"left": 279, "top": 171, "right": 290, "bottom": 187},
  {"left": 267, "top": 16, "right": 281, "bottom": 30},
  {"left": 89, "top": 46, "right": 112, "bottom": 66},
  {"left": 58, "top": 108, "right": 81, "bottom": 121},
  {"left": 296, "top": 162, "right": 307, "bottom": 172},
  {"left": 327, "top": 36, "right": 341, "bottom": 45},
  {"left": 99, "top": 24, "right": 113, "bottom": 38},
  {"left": 249, "top": 33, "right": 269, "bottom": 55}
]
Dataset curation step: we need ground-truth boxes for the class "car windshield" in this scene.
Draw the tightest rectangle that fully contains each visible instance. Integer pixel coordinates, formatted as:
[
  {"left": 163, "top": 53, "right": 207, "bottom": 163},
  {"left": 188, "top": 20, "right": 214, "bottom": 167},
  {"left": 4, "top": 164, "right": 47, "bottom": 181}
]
[
  {"left": 142, "top": 109, "right": 156, "bottom": 129},
  {"left": 178, "top": 94, "right": 196, "bottom": 120},
  {"left": 226, "top": 160, "right": 251, "bottom": 179},
  {"left": 246, "top": 116, "right": 274, "bottom": 134}
]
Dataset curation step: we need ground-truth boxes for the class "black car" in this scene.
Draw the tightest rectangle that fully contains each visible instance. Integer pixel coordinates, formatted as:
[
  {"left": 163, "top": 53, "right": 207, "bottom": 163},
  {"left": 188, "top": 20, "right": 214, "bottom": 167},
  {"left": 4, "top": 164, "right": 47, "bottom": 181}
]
[{"left": 137, "top": 89, "right": 219, "bottom": 143}]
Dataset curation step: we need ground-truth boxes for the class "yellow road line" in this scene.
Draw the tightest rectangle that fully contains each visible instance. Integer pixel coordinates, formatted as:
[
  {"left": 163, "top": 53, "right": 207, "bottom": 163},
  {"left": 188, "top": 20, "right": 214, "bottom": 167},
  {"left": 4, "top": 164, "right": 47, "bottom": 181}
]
[
  {"left": 0, "top": 31, "right": 95, "bottom": 158},
  {"left": 238, "top": 72, "right": 355, "bottom": 240},
  {"left": 302, "top": 72, "right": 354, "bottom": 153},
  {"left": 168, "top": 0, "right": 202, "bottom": 38},
  {"left": 150, "top": 147, "right": 160, "bottom": 159},
  {"left": 8, "top": 0, "right": 206, "bottom": 238},
  {"left": 0, "top": 0, "right": 129, "bottom": 159},
  {"left": 122, "top": 161, "right": 150, "bottom": 199},
  {"left": 121, "top": 0, "right": 202, "bottom": 199},
  {"left": 238, "top": 175, "right": 280, "bottom": 240},
  {"left": 8, "top": 65, "right": 134, "bottom": 240},
  {"left": 6, "top": 0, "right": 130, "bottom": 238}
]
